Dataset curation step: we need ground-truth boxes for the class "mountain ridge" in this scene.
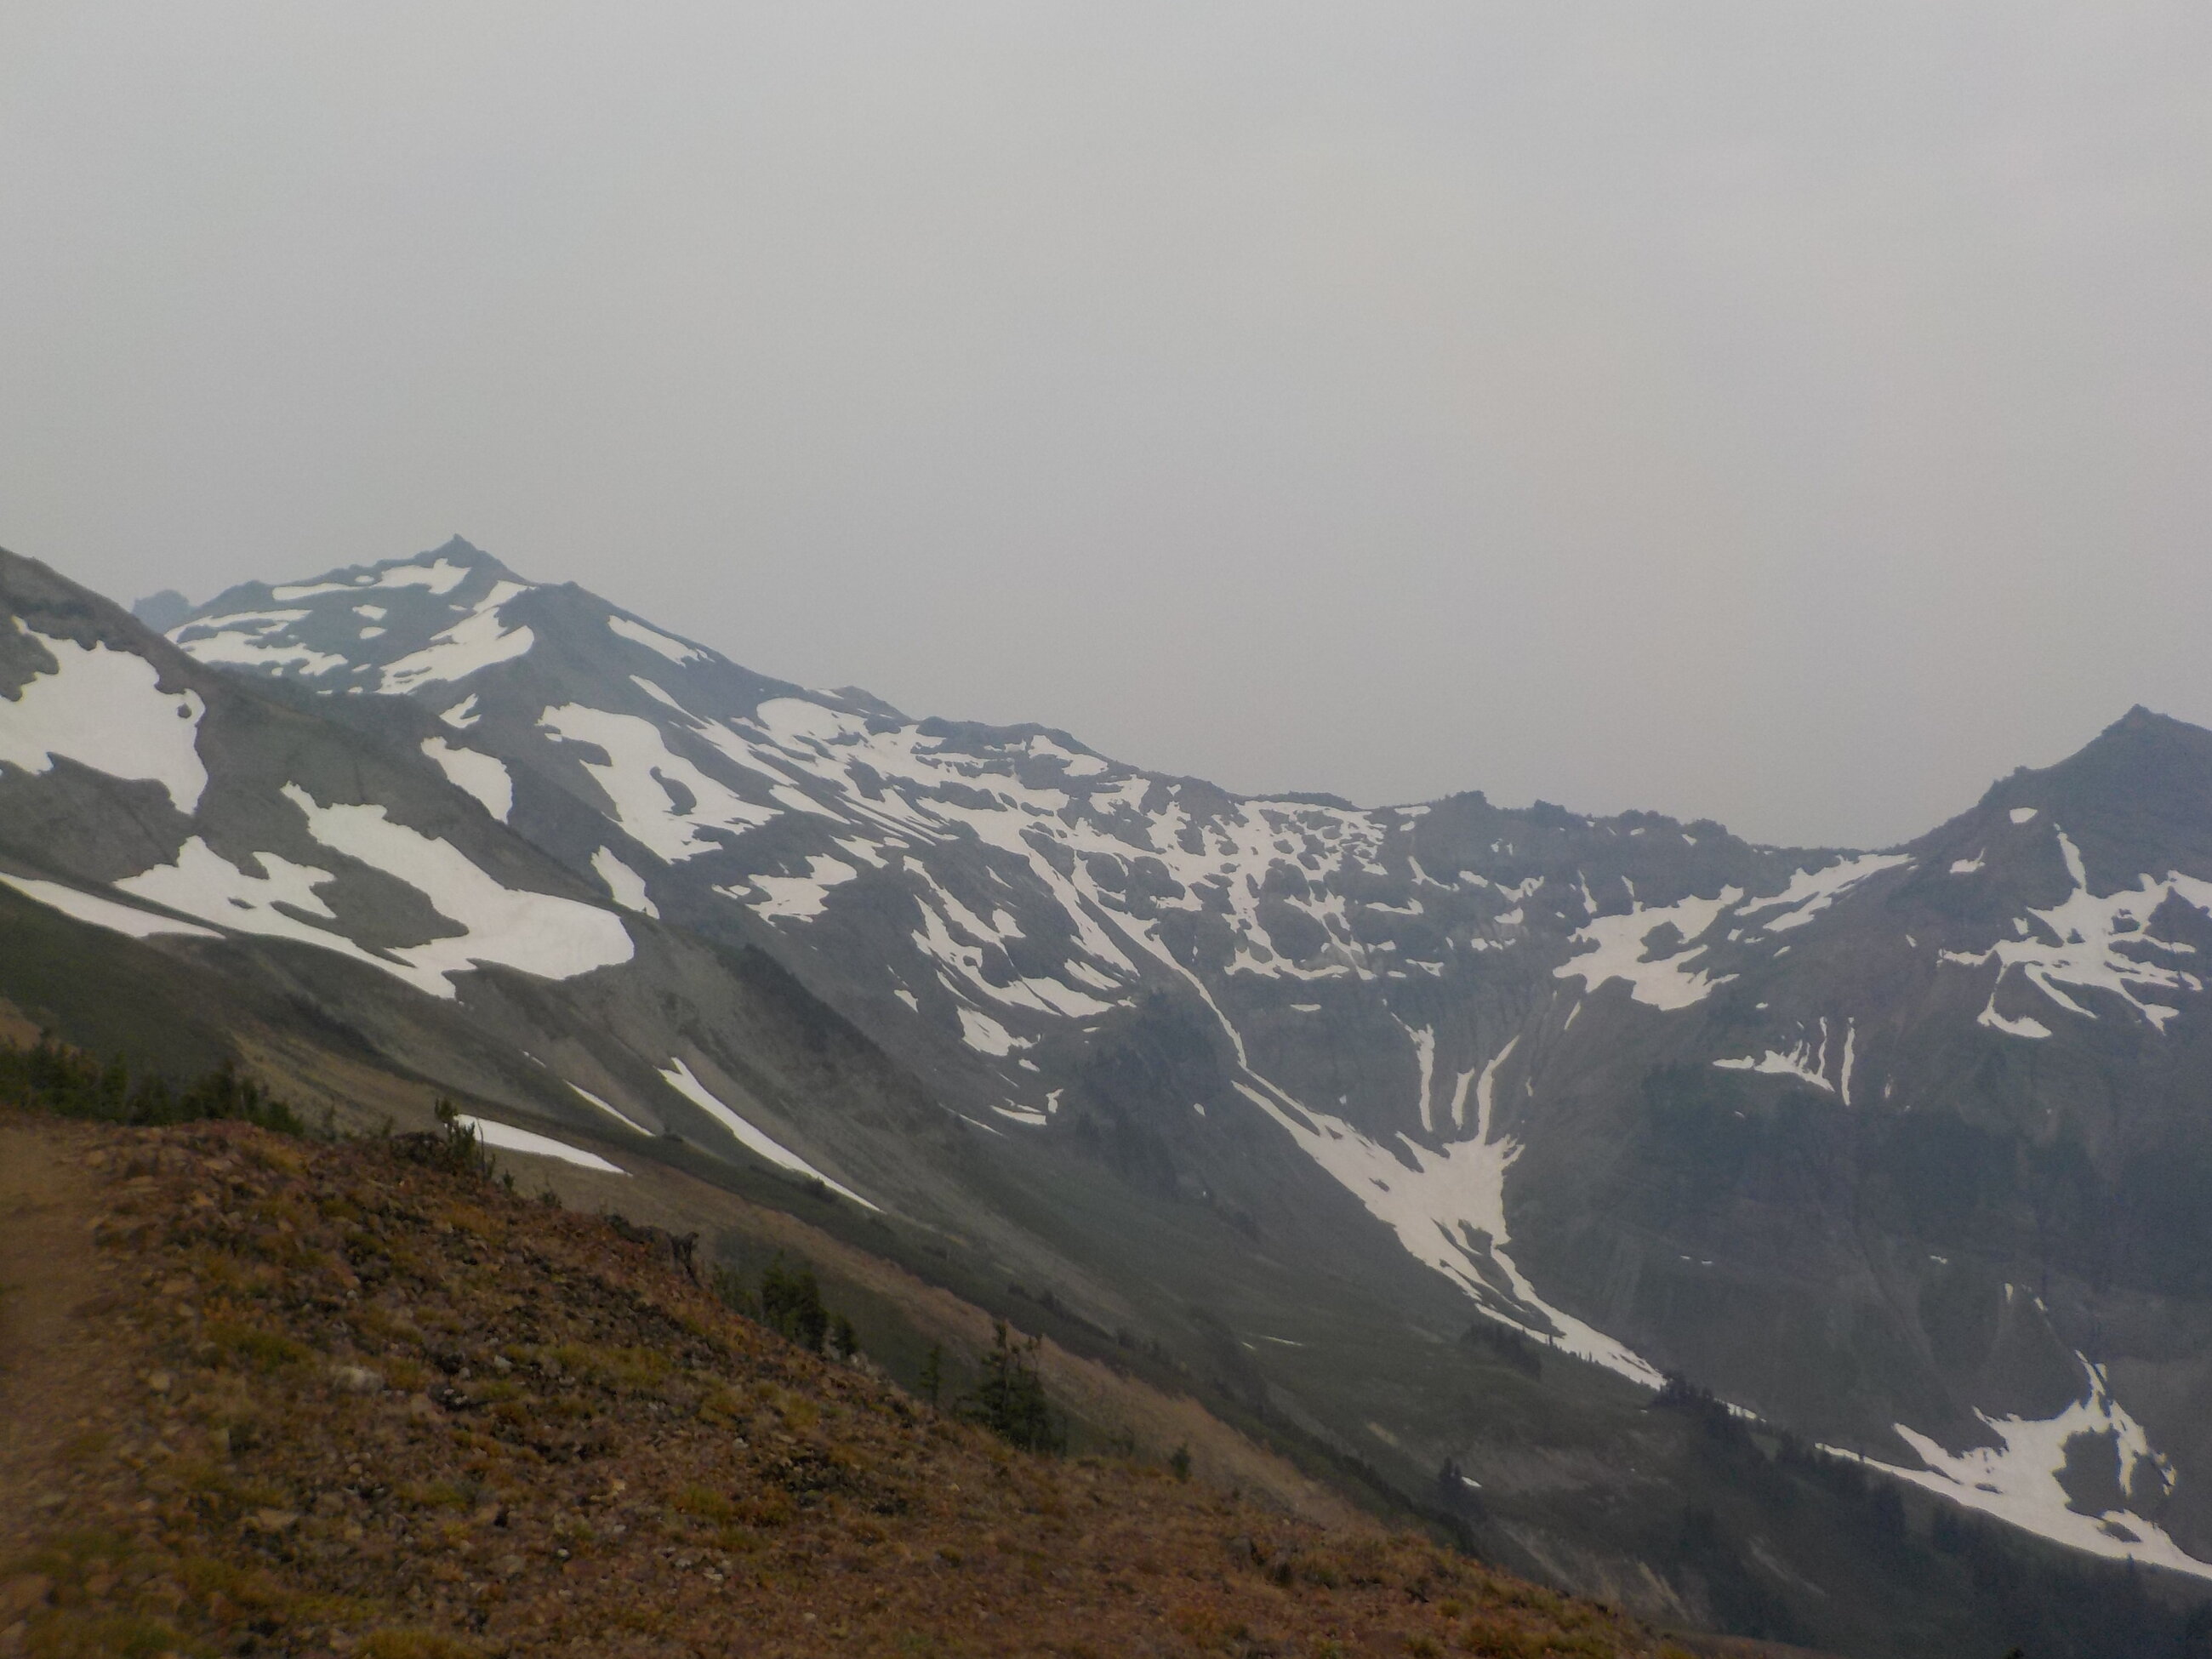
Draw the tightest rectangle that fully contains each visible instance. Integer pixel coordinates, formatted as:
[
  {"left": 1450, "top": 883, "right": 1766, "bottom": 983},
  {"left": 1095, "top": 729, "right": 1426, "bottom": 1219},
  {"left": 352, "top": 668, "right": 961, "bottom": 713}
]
[
  {"left": 145, "top": 540, "right": 2212, "bottom": 1557},
  {"left": 6, "top": 535, "right": 2212, "bottom": 1652}
]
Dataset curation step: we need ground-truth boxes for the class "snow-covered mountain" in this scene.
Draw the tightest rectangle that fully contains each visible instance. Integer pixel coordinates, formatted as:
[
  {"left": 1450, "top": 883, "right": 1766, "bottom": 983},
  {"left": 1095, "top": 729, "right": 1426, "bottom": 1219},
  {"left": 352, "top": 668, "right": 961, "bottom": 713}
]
[
  {"left": 0, "top": 548, "right": 974, "bottom": 1225},
  {"left": 150, "top": 537, "right": 2212, "bottom": 1581},
  {"left": 10, "top": 532, "right": 2212, "bottom": 1630}
]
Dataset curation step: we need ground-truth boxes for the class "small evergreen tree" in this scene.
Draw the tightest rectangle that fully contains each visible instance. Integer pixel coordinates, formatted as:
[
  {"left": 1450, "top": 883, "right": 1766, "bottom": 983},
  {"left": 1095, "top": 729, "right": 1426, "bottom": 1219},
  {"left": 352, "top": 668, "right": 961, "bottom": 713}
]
[
  {"left": 0, "top": 1040, "right": 300, "bottom": 1134},
  {"left": 710, "top": 1264, "right": 752, "bottom": 1316},
  {"left": 919, "top": 1343, "right": 944, "bottom": 1406},
  {"left": 830, "top": 1313, "right": 859, "bottom": 1361},
  {"left": 433, "top": 1099, "right": 495, "bottom": 1178},
  {"left": 759, "top": 1254, "right": 829, "bottom": 1353},
  {"left": 959, "top": 1320, "right": 1064, "bottom": 1454}
]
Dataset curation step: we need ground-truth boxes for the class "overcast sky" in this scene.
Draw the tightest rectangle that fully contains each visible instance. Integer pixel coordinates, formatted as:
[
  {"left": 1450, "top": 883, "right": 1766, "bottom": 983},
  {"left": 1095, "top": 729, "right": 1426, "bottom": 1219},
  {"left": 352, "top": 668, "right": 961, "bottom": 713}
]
[{"left": 3, "top": 4, "right": 2208, "bottom": 847}]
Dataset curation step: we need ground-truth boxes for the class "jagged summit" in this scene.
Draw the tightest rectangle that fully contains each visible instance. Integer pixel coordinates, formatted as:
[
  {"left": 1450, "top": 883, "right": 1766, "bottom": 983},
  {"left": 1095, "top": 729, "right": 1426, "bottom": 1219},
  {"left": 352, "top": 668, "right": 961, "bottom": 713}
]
[
  {"left": 196, "top": 533, "right": 517, "bottom": 610},
  {"left": 1908, "top": 705, "right": 2212, "bottom": 896}
]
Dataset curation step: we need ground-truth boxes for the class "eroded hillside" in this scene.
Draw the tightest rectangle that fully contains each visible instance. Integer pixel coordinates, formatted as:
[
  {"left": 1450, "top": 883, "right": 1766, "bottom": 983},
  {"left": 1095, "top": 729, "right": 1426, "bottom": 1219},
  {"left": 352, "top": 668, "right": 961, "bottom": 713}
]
[{"left": 0, "top": 1112, "right": 1684, "bottom": 1659}]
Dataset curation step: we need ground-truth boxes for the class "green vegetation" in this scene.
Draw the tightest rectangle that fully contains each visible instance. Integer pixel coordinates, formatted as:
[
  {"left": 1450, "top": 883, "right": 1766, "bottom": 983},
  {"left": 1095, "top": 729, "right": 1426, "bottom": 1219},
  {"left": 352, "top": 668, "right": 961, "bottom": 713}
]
[
  {"left": 760, "top": 1253, "right": 830, "bottom": 1352},
  {"left": 712, "top": 1252, "right": 863, "bottom": 1363},
  {"left": 412, "top": 1098, "right": 494, "bottom": 1177},
  {"left": 959, "top": 1320, "right": 1063, "bottom": 1455},
  {"left": 0, "top": 1037, "right": 300, "bottom": 1133}
]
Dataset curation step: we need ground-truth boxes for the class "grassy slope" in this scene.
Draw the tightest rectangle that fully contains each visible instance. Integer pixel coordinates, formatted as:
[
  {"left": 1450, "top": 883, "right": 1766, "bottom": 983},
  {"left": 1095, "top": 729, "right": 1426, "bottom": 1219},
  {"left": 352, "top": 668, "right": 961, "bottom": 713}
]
[{"left": 0, "top": 1112, "right": 1702, "bottom": 1659}]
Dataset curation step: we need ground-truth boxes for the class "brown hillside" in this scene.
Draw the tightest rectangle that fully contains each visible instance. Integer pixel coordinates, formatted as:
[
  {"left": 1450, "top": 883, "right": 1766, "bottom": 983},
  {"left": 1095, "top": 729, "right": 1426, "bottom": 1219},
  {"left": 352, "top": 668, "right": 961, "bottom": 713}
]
[{"left": 0, "top": 1112, "right": 1691, "bottom": 1658}]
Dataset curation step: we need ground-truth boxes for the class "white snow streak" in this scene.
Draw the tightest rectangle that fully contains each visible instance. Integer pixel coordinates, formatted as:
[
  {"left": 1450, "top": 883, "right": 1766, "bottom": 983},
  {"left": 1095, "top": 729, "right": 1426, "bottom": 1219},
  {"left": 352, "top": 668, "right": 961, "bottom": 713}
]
[
  {"left": 568, "top": 1083, "right": 651, "bottom": 1134},
  {"left": 608, "top": 614, "right": 705, "bottom": 664},
  {"left": 1743, "top": 852, "right": 1913, "bottom": 933},
  {"left": 457, "top": 1116, "right": 626, "bottom": 1175},
  {"left": 273, "top": 558, "right": 468, "bottom": 601},
  {"left": 539, "top": 704, "right": 778, "bottom": 859},
  {"left": 1230, "top": 1065, "right": 1659, "bottom": 1386},
  {"left": 0, "top": 870, "right": 220, "bottom": 939},
  {"left": 658, "top": 1058, "right": 874, "bottom": 1206},
  {"left": 1713, "top": 1020, "right": 1838, "bottom": 1093}
]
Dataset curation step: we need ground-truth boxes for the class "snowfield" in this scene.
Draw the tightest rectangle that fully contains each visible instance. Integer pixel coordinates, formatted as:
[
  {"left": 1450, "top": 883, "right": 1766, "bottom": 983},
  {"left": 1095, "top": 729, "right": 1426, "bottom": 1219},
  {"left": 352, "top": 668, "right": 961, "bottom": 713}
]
[
  {"left": 1939, "top": 825, "right": 2212, "bottom": 1037},
  {"left": 1867, "top": 1327, "right": 2210, "bottom": 1582},
  {"left": 114, "top": 792, "right": 634, "bottom": 1000},
  {"left": 0, "top": 624, "right": 208, "bottom": 814}
]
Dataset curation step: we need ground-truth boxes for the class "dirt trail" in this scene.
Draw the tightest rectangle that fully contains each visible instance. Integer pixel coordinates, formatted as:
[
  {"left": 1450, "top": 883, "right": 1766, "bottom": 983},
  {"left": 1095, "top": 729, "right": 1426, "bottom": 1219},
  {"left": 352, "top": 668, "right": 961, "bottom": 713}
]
[{"left": 0, "top": 1117, "right": 114, "bottom": 1526}]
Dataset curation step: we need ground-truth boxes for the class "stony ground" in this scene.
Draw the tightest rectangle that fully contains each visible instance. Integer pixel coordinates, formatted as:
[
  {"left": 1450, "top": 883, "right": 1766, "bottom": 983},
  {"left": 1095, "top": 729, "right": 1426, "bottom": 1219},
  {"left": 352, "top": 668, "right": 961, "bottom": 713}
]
[{"left": 0, "top": 1112, "right": 1685, "bottom": 1658}]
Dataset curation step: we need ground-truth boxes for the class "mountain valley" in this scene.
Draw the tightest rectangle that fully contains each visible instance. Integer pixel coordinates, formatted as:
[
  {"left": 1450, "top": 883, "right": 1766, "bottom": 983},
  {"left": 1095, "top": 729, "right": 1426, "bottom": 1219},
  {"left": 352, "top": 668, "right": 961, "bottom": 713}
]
[{"left": 3, "top": 536, "right": 2211, "bottom": 1656}]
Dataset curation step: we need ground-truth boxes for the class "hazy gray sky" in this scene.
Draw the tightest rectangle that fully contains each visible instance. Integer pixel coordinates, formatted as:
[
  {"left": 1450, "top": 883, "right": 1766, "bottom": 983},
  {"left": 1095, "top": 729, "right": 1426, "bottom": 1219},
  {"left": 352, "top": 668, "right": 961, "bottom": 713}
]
[{"left": 3, "top": 4, "right": 2208, "bottom": 847}]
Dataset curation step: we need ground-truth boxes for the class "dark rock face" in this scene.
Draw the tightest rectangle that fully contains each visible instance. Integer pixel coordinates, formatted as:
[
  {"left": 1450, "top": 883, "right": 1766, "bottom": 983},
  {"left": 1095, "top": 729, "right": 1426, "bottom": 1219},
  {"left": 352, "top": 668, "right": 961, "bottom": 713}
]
[{"left": 9, "top": 535, "right": 2212, "bottom": 1611}]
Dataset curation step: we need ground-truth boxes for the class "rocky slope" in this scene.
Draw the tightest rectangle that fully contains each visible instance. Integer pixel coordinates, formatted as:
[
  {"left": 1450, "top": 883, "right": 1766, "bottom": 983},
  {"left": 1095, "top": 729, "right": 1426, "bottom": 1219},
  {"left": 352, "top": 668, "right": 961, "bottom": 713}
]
[{"left": 0, "top": 1109, "right": 1684, "bottom": 1659}]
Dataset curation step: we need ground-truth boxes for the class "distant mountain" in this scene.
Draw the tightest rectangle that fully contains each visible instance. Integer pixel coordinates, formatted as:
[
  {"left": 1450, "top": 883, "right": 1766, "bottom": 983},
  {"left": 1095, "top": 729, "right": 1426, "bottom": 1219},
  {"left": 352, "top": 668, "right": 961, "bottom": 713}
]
[
  {"left": 128, "top": 588, "right": 191, "bottom": 631},
  {"left": 3, "top": 534, "right": 2210, "bottom": 1654}
]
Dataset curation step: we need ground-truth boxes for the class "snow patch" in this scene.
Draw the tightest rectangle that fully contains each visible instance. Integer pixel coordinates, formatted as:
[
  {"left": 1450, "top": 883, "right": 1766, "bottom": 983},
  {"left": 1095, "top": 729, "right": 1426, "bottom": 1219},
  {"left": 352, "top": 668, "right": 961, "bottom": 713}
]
[
  {"left": 174, "top": 613, "right": 348, "bottom": 676},
  {"left": 380, "top": 580, "right": 535, "bottom": 693},
  {"left": 742, "top": 855, "right": 859, "bottom": 921},
  {"left": 420, "top": 738, "right": 513, "bottom": 822},
  {"left": 1875, "top": 1360, "right": 2209, "bottom": 1581},
  {"left": 1943, "top": 828, "right": 2212, "bottom": 1036},
  {"left": 1233, "top": 1067, "right": 1658, "bottom": 1386},
  {"left": 273, "top": 784, "right": 634, "bottom": 997},
  {"left": 1713, "top": 1022, "right": 1836, "bottom": 1092},
  {"left": 567, "top": 1083, "right": 650, "bottom": 1134},
  {"left": 590, "top": 847, "right": 658, "bottom": 917},
  {"left": 456, "top": 1116, "right": 626, "bottom": 1176},
  {"left": 0, "top": 625, "right": 209, "bottom": 813},
  {"left": 274, "top": 558, "right": 469, "bottom": 601},
  {"left": 1554, "top": 887, "right": 1742, "bottom": 1009},
  {"left": 956, "top": 1006, "right": 1029, "bottom": 1056},
  {"left": 539, "top": 704, "right": 778, "bottom": 859},
  {"left": 117, "top": 838, "right": 402, "bottom": 980},
  {"left": 1745, "top": 853, "right": 1913, "bottom": 933}
]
